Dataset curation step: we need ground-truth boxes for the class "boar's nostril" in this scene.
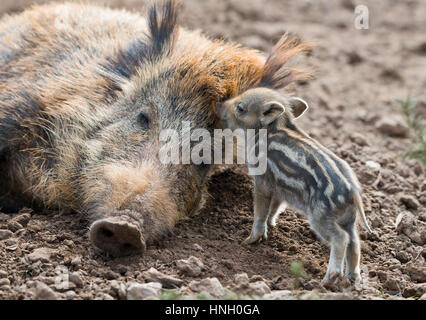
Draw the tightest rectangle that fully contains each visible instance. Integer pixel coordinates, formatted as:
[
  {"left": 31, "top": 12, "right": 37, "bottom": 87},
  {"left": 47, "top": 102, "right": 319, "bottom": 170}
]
[
  {"left": 101, "top": 228, "right": 114, "bottom": 238},
  {"left": 89, "top": 218, "right": 146, "bottom": 257}
]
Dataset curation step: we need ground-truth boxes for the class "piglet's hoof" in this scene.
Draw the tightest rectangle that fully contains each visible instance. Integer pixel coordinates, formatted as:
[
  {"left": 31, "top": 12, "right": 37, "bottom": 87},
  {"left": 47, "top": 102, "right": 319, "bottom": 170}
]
[
  {"left": 242, "top": 232, "right": 267, "bottom": 245},
  {"left": 89, "top": 217, "right": 146, "bottom": 257}
]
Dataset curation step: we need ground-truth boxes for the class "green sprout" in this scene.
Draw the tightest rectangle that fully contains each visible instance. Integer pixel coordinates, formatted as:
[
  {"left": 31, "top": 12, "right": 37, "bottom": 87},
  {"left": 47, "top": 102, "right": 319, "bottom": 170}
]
[{"left": 396, "top": 96, "right": 426, "bottom": 165}]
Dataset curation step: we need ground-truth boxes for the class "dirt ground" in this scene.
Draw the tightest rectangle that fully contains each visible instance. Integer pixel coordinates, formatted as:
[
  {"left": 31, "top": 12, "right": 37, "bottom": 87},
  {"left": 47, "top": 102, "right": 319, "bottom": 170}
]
[{"left": 0, "top": 0, "right": 425, "bottom": 300}]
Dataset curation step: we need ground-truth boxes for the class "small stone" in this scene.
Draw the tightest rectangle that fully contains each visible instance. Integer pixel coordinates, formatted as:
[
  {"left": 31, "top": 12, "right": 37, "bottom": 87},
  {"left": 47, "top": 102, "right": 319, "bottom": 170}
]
[
  {"left": 264, "top": 290, "right": 293, "bottom": 300},
  {"left": 102, "top": 293, "right": 114, "bottom": 300},
  {"left": 395, "top": 251, "right": 410, "bottom": 263},
  {"left": 303, "top": 279, "right": 321, "bottom": 291},
  {"left": 384, "top": 279, "right": 400, "bottom": 292},
  {"left": 4, "top": 238, "right": 17, "bottom": 246},
  {"left": 142, "top": 267, "right": 183, "bottom": 288},
  {"left": 6, "top": 220, "right": 22, "bottom": 232},
  {"left": 71, "top": 256, "right": 82, "bottom": 267},
  {"left": 413, "top": 162, "right": 424, "bottom": 176},
  {"left": 65, "top": 290, "right": 77, "bottom": 300},
  {"left": 0, "top": 278, "right": 10, "bottom": 286},
  {"left": 27, "top": 247, "right": 56, "bottom": 263},
  {"left": 420, "top": 293, "right": 426, "bottom": 300},
  {"left": 377, "top": 270, "right": 387, "bottom": 282},
  {"left": 323, "top": 292, "right": 356, "bottom": 300},
  {"left": 175, "top": 256, "right": 204, "bottom": 277},
  {"left": 10, "top": 213, "right": 31, "bottom": 227},
  {"left": 35, "top": 282, "right": 59, "bottom": 300},
  {"left": 405, "top": 264, "right": 426, "bottom": 283},
  {"left": 399, "top": 195, "right": 420, "bottom": 210},
  {"left": 376, "top": 116, "right": 409, "bottom": 138},
  {"left": 234, "top": 273, "right": 250, "bottom": 287},
  {"left": 365, "top": 160, "right": 381, "bottom": 170},
  {"left": 0, "top": 229, "right": 13, "bottom": 240},
  {"left": 402, "top": 283, "right": 426, "bottom": 298},
  {"left": 189, "top": 277, "right": 224, "bottom": 298},
  {"left": 103, "top": 270, "right": 119, "bottom": 280},
  {"left": 193, "top": 243, "right": 204, "bottom": 251},
  {"left": 350, "top": 133, "right": 369, "bottom": 146},
  {"left": 0, "top": 270, "right": 7, "bottom": 278},
  {"left": 127, "top": 282, "right": 162, "bottom": 300},
  {"left": 69, "top": 272, "right": 84, "bottom": 288},
  {"left": 247, "top": 281, "right": 271, "bottom": 296}
]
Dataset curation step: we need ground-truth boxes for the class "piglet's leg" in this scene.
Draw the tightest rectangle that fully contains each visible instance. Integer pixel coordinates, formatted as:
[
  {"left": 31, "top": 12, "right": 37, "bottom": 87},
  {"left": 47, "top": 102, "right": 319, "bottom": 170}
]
[
  {"left": 243, "top": 192, "right": 270, "bottom": 244},
  {"left": 267, "top": 196, "right": 286, "bottom": 228},
  {"left": 321, "top": 223, "right": 349, "bottom": 285}
]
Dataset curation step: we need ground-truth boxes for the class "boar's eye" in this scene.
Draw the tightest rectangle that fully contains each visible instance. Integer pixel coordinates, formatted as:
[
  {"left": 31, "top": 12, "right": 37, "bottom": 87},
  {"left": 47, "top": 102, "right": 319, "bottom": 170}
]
[
  {"left": 236, "top": 102, "right": 247, "bottom": 114},
  {"left": 137, "top": 112, "right": 150, "bottom": 130}
]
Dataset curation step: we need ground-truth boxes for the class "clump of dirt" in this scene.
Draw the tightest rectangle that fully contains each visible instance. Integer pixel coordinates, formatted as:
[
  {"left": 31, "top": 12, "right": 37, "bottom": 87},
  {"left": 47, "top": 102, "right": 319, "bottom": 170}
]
[{"left": 0, "top": 0, "right": 425, "bottom": 300}]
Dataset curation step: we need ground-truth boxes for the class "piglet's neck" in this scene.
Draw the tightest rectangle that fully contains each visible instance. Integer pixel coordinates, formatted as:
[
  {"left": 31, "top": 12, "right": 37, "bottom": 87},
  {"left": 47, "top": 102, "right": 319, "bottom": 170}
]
[{"left": 268, "top": 116, "right": 309, "bottom": 140}]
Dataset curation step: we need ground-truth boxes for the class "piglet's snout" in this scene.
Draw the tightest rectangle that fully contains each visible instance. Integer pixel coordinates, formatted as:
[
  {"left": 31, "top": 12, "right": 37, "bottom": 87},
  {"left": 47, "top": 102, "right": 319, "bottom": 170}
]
[{"left": 89, "top": 217, "right": 146, "bottom": 257}]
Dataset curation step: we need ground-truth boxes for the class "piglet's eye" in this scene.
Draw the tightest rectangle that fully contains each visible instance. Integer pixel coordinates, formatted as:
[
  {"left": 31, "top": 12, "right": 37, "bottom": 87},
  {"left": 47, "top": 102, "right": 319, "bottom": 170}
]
[
  {"left": 137, "top": 112, "right": 150, "bottom": 130},
  {"left": 236, "top": 102, "right": 246, "bottom": 114}
]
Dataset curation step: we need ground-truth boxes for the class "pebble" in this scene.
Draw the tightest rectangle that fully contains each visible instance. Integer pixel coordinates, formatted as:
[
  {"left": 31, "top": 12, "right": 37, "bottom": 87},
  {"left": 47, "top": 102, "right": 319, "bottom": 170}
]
[
  {"left": 71, "top": 256, "right": 82, "bottom": 267},
  {"left": 10, "top": 213, "right": 31, "bottom": 227},
  {"left": 375, "top": 116, "right": 409, "bottom": 138},
  {"left": 69, "top": 272, "right": 84, "bottom": 288},
  {"left": 101, "top": 293, "right": 114, "bottom": 300},
  {"left": 405, "top": 264, "right": 426, "bottom": 283},
  {"left": 384, "top": 279, "right": 400, "bottom": 292},
  {"left": 399, "top": 194, "right": 420, "bottom": 210},
  {"left": 127, "top": 282, "right": 162, "bottom": 300},
  {"left": 175, "top": 256, "right": 204, "bottom": 277},
  {"left": 27, "top": 247, "right": 56, "bottom": 263},
  {"left": 264, "top": 290, "right": 293, "bottom": 300},
  {"left": 395, "top": 251, "right": 410, "bottom": 263},
  {"left": 188, "top": 277, "right": 224, "bottom": 298},
  {"left": 142, "top": 267, "right": 183, "bottom": 288},
  {"left": 35, "top": 282, "right": 59, "bottom": 300},
  {"left": 247, "top": 281, "right": 271, "bottom": 296},
  {"left": 234, "top": 273, "right": 250, "bottom": 287},
  {"left": 366, "top": 160, "right": 381, "bottom": 170},
  {"left": 193, "top": 243, "right": 204, "bottom": 251},
  {"left": 350, "top": 133, "right": 369, "bottom": 146},
  {"left": 65, "top": 290, "right": 77, "bottom": 300},
  {"left": 0, "top": 229, "right": 13, "bottom": 241}
]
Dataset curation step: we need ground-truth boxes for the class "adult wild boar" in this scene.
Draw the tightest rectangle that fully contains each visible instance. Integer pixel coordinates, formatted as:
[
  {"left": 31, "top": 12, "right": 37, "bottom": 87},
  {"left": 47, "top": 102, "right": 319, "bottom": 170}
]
[{"left": 0, "top": 0, "right": 310, "bottom": 256}]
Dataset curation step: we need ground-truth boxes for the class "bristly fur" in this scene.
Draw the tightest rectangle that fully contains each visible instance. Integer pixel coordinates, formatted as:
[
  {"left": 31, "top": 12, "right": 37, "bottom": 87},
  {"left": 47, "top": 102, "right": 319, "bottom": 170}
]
[
  {"left": 0, "top": 1, "right": 314, "bottom": 248},
  {"left": 258, "top": 33, "right": 313, "bottom": 89},
  {"left": 148, "top": 0, "right": 180, "bottom": 55},
  {"left": 102, "top": 0, "right": 180, "bottom": 80}
]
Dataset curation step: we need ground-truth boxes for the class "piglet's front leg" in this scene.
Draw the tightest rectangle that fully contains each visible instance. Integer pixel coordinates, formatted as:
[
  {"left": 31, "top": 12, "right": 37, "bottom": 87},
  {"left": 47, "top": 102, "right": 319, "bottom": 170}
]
[{"left": 243, "top": 192, "right": 270, "bottom": 244}]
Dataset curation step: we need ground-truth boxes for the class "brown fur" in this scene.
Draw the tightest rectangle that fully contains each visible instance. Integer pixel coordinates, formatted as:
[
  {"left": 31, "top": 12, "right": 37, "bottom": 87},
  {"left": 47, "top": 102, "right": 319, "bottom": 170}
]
[{"left": 0, "top": 1, "right": 312, "bottom": 253}]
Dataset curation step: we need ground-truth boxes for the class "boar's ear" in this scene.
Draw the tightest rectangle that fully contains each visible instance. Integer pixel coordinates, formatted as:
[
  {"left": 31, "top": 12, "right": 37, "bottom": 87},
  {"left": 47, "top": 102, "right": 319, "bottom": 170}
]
[
  {"left": 289, "top": 97, "right": 309, "bottom": 119},
  {"left": 260, "top": 101, "right": 285, "bottom": 126},
  {"left": 98, "top": 0, "right": 180, "bottom": 81},
  {"left": 148, "top": 0, "right": 180, "bottom": 56}
]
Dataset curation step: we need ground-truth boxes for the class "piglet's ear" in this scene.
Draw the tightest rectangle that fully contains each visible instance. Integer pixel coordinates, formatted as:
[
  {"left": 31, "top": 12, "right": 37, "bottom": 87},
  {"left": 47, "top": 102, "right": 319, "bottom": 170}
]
[
  {"left": 289, "top": 97, "right": 309, "bottom": 119},
  {"left": 260, "top": 101, "right": 285, "bottom": 126}
]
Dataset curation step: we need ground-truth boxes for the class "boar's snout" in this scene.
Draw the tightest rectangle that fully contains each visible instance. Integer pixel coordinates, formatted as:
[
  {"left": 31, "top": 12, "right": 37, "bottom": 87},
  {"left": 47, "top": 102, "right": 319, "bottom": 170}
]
[{"left": 89, "top": 217, "right": 146, "bottom": 257}]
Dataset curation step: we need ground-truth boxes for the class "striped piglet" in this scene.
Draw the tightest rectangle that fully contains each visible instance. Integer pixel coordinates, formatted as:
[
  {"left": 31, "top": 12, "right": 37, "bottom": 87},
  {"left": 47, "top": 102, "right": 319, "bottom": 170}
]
[{"left": 215, "top": 87, "right": 372, "bottom": 285}]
